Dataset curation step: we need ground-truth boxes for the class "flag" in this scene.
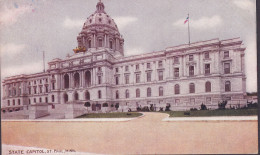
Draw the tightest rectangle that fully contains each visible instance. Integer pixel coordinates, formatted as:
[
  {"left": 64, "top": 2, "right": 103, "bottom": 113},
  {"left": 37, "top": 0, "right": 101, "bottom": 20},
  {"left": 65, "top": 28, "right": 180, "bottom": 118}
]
[{"left": 184, "top": 16, "right": 189, "bottom": 24}]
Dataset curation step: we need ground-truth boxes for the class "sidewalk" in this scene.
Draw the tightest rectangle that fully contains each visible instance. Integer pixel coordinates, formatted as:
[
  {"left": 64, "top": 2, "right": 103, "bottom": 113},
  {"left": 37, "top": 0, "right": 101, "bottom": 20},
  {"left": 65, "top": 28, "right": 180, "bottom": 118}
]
[{"left": 162, "top": 115, "right": 258, "bottom": 122}]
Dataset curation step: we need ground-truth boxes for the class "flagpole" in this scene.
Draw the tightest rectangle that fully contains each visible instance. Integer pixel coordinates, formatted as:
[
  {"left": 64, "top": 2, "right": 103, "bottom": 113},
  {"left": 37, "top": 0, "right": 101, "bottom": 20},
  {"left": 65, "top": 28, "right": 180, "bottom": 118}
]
[{"left": 188, "top": 13, "right": 190, "bottom": 45}]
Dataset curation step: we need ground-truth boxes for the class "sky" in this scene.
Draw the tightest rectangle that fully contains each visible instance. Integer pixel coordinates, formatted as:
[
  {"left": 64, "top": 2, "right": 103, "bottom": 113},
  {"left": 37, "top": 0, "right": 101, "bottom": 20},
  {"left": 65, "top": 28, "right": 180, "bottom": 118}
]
[{"left": 0, "top": 0, "right": 257, "bottom": 92}]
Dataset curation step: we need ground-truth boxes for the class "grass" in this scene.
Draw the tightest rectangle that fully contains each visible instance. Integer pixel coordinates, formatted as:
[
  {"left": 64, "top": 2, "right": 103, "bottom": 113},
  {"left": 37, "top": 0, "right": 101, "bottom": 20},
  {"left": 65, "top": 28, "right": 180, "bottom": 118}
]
[
  {"left": 77, "top": 112, "right": 142, "bottom": 118},
  {"left": 164, "top": 109, "right": 258, "bottom": 117}
]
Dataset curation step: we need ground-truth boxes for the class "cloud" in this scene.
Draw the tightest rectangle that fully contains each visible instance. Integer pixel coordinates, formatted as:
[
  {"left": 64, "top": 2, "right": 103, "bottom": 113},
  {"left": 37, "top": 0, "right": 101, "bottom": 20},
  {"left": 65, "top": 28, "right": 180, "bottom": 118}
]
[
  {"left": 125, "top": 47, "right": 145, "bottom": 56},
  {"left": 0, "top": 43, "right": 27, "bottom": 56},
  {"left": 114, "top": 16, "right": 138, "bottom": 30},
  {"left": 233, "top": 0, "right": 255, "bottom": 10},
  {"left": 63, "top": 17, "right": 84, "bottom": 29},
  {"left": 0, "top": 5, "right": 31, "bottom": 26},
  {"left": 173, "top": 15, "right": 223, "bottom": 30},
  {"left": 1, "top": 61, "right": 43, "bottom": 79}
]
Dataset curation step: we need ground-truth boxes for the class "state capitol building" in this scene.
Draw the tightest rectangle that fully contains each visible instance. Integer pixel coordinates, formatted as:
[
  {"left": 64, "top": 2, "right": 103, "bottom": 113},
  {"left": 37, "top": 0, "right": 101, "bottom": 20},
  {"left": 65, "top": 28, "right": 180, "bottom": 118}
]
[{"left": 1, "top": 1, "right": 247, "bottom": 114}]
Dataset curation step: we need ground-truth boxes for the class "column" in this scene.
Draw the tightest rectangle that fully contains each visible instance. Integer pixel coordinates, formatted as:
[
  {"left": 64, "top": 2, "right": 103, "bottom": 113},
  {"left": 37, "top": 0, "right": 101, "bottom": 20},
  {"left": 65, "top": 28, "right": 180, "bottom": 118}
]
[
  {"left": 93, "top": 34, "right": 96, "bottom": 48},
  {"left": 104, "top": 35, "right": 107, "bottom": 47}
]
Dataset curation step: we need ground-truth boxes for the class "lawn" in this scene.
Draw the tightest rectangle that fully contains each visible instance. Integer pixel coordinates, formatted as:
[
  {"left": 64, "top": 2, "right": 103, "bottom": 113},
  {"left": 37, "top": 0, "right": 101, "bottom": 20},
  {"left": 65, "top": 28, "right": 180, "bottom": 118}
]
[
  {"left": 164, "top": 109, "right": 258, "bottom": 117},
  {"left": 77, "top": 112, "right": 142, "bottom": 118}
]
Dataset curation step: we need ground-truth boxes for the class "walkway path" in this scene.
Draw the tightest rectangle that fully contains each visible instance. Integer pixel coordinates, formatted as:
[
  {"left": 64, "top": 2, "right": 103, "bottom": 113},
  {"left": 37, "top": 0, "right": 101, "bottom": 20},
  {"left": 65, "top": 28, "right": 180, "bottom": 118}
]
[{"left": 2, "top": 112, "right": 258, "bottom": 154}]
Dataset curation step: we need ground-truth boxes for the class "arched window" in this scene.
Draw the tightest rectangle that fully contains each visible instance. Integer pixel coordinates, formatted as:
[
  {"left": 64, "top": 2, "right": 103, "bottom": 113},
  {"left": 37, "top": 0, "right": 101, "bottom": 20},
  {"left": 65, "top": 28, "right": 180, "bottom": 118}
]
[
  {"left": 74, "top": 92, "right": 79, "bottom": 100},
  {"left": 85, "top": 71, "right": 91, "bottom": 87},
  {"left": 64, "top": 74, "right": 69, "bottom": 89},
  {"left": 98, "top": 90, "right": 102, "bottom": 99},
  {"left": 189, "top": 83, "right": 195, "bottom": 93},
  {"left": 225, "top": 81, "right": 231, "bottom": 92},
  {"left": 159, "top": 87, "right": 163, "bottom": 96},
  {"left": 136, "top": 89, "right": 140, "bottom": 98},
  {"left": 205, "top": 81, "right": 211, "bottom": 92},
  {"left": 52, "top": 95, "right": 55, "bottom": 102},
  {"left": 88, "top": 40, "right": 91, "bottom": 48},
  {"left": 116, "top": 90, "right": 119, "bottom": 99},
  {"left": 98, "top": 38, "right": 102, "bottom": 47},
  {"left": 147, "top": 87, "right": 151, "bottom": 97},
  {"left": 85, "top": 91, "right": 90, "bottom": 100},
  {"left": 74, "top": 72, "right": 80, "bottom": 88},
  {"left": 64, "top": 93, "right": 68, "bottom": 103},
  {"left": 125, "top": 89, "right": 129, "bottom": 98},
  {"left": 174, "top": 84, "right": 180, "bottom": 94},
  {"left": 109, "top": 40, "right": 113, "bottom": 49}
]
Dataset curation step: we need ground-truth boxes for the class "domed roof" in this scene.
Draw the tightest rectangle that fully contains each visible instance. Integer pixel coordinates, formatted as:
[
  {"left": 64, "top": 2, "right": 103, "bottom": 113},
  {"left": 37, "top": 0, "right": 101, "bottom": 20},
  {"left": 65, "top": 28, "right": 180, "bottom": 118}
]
[{"left": 82, "top": 1, "right": 119, "bottom": 31}]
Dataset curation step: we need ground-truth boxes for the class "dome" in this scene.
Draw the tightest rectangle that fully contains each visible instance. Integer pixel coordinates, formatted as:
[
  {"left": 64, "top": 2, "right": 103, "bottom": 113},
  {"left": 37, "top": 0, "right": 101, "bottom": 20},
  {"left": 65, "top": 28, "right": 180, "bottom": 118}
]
[
  {"left": 82, "top": 2, "right": 119, "bottom": 32},
  {"left": 75, "top": 1, "right": 124, "bottom": 57}
]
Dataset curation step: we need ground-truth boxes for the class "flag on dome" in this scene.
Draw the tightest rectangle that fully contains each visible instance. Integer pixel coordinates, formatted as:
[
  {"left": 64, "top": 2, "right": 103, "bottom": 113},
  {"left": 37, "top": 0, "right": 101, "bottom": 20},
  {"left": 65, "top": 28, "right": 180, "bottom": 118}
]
[{"left": 184, "top": 16, "right": 189, "bottom": 24}]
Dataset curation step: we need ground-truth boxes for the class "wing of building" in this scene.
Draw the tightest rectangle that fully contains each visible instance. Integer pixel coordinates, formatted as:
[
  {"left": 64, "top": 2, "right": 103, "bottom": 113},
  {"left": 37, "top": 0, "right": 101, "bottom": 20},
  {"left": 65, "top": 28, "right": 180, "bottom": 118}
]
[{"left": 1, "top": 1, "right": 247, "bottom": 115}]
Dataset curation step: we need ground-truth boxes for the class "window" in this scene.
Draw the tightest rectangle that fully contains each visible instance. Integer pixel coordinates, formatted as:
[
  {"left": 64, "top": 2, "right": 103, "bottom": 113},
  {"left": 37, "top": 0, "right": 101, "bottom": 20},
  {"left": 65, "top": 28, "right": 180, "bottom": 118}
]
[
  {"left": 98, "top": 39, "right": 102, "bottom": 47},
  {"left": 109, "top": 40, "right": 113, "bottom": 49},
  {"left": 29, "top": 82, "right": 31, "bottom": 85},
  {"left": 34, "top": 98, "right": 36, "bottom": 103},
  {"left": 13, "top": 100, "right": 15, "bottom": 105},
  {"left": 125, "top": 75, "right": 129, "bottom": 84},
  {"left": 174, "top": 84, "right": 180, "bottom": 94},
  {"left": 147, "top": 87, "right": 151, "bottom": 97},
  {"left": 147, "top": 63, "right": 151, "bottom": 69},
  {"left": 98, "top": 67, "right": 102, "bottom": 72},
  {"left": 39, "top": 86, "right": 42, "bottom": 93},
  {"left": 204, "top": 52, "right": 210, "bottom": 59},
  {"left": 174, "top": 57, "right": 179, "bottom": 63},
  {"left": 206, "top": 97, "right": 211, "bottom": 104},
  {"left": 158, "top": 71, "right": 163, "bottom": 81},
  {"left": 28, "top": 87, "right": 31, "bottom": 94},
  {"left": 116, "top": 90, "right": 119, "bottom": 99},
  {"left": 190, "top": 98, "right": 195, "bottom": 104},
  {"left": 85, "top": 91, "right": 90, "bottom": 100},
  {"left": 98, "top": 90, "right": 102, "bottom": 99},
  {"left": 115, "top": 68, "right": 119, "bottom": 73},
  {"left": 39, "top": 98, "right": 42, "bottom": 103},
  {"left": 88, "top": 40, "right": 91, "bottom": 48},
  {"left": 125, "top": 89, "right": 129, "bottom": 98},
  {"left": 136, "top": 74, "right": 140, "bottom": 83},
  {"left": 136, "top": 64, "right": 139, "bottom": 70},
  {"left": 189, "top": 83, "right": 195, "bottom": 93},
  {"left": 98, "top": 76, "right": 102, "bottom": 84},
  {"left": 224, "top": 63, "right": 230, "bottom": 74},
  {"left": 29, "top": 99, "right": 31, "bottom": 105},
  {"left": 224, "top": 51, "right": 229, "bottom": 58},
  {"left": 45, "top": 85, "right": 48, "bottom": 93},
  {"left": 115, "top": 76, "right": 119, "bottom": 85},
  {"left": 189, "top": 66, "right": 194, "bottom": 76},
  {"left": 174, "top": 68, "right": 179, "bottom": 77},
  {"left": 52, "top": 95, "right": 55, "bottom": 102},
  {"left": 125, "top": 66, "right": 129, "bottom": 72},
  {"left": 34, "top": 87, "right": 37, "bottom": 94},
  {"left": 52, "top": 82, "right": 55, "bottom": 90},
  {"left": 64, "top": 74, "right": 70, "bottom": 89},
  {"left": 159, "top": 87, "right": 163, "bottom": 96},
  {"left": 45, "top": 97, "right": 48, "bottom": 103},
  {"left": 74, "top": 92, "right": 79, "bottom": 100},
  {"left": 8, "top": 100, "right": 10, "bottom": 106},
  {"left": 205, "top": 81, "right": 211, "bottom": 92},
  {"left": 205, "top": 64, "right": 210, "bottom": 74},
  {"left": 147, "top": 72, "right": 151, "bottom": 82},
  {"left": 189, "top": 55, "right": 194, "bottom": 61},
  {"left": 158, "top": 61, "right": 163, "bottom": 68},
  {"left": 225, "top": 81, "right": 231, "bottom": 92},
  {"left": 34, "top": 81, "right": 36, "bottom": 84},
  {"left": 136, "top": 89, "right": 140, "bottom": 98}
]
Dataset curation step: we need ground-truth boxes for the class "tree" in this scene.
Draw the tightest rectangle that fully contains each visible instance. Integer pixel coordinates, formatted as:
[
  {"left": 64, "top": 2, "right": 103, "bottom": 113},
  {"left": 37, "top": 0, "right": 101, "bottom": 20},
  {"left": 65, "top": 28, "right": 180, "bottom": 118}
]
[
  {"left": 200, "top": 103, "right": 207, "bottom": 110},
  {"left": 218, "top": 100, "right": 227, "bottom": 110}
]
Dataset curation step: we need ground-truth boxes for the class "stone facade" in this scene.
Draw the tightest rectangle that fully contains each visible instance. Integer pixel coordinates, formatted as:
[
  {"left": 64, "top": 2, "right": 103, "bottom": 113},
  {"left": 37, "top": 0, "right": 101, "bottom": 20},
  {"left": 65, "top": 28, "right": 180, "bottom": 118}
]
[{"left": 1, "top": 1, "right": 247, "bottom": 113}]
